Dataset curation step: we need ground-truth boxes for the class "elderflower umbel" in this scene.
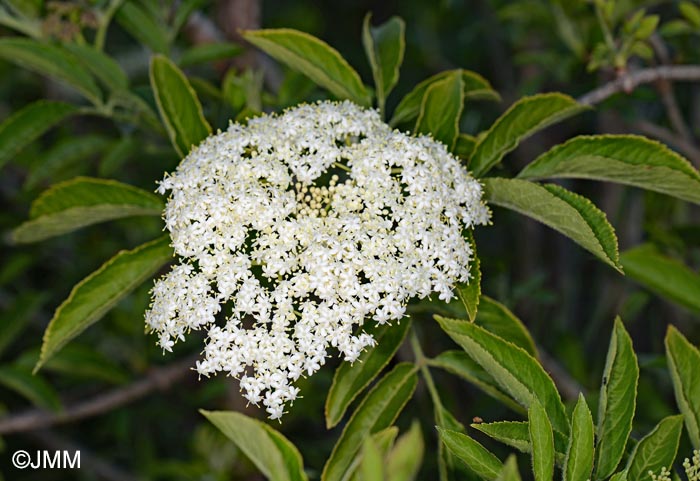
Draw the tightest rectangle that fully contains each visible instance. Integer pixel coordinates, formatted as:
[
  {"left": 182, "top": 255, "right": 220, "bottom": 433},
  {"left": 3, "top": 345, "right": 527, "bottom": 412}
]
[{"left": 145, "top": 100, "right": 490, "bottom": 419}]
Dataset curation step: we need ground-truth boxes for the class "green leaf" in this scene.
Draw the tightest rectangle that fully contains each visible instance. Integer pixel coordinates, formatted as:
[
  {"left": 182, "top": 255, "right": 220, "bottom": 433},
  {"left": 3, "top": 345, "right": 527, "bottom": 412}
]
[
  {"left": 528, "top": 400, "right": 554, "bottom": 481},
  {"left": 24, "top": 135, "right": 110, "bottom": 190},
  {"left": 469, "top": 93, "right": 585, "bottom": 177},
  {"left": 483, "top": 178, "right": 621, "bottom": 271},
  {"left": 665, "top": 325, "right": 700, "bottom": 449},
  {"left": 360, "top": 435, "right": 384, "bottom": 481},
  {"left": 29, "top": 344, "right": 129, "bottom": 384},
  {"left": 0, "top": 293, "right": 44, "bottom": 357},
  {"left": 0, "top": 366, "right": 61, "bottom": 411},
  {"left": 35, "top": 236, "right": 173, "bottom": 372},
  {"left": 595, "top": 317, "right": 639, "bottom": 480},
  {"left": 472, "top": 421, "right": 568, "bottom": 466},
  {"left": 455, "top": 134, "right": 477, "bottom": 161},
  {"left": 0, "top": 38, "right": 102, "bottom": 104},
  {"left": 429, "top": 350, "right": 524, "bottom": 413},
  {"left": 65, "top": 43, "right": 129, "bottom": 92},
  {"left": 362, "top": 14, "right": 405, "bottom": 114},
  {"left": 116, "top": 0, "right": 169, "bottom": 54},
  {"left": 608, "top": 471, "right": 628, "bottom": 481},
  {"left": 437, "top": 428, "right": 502, "bottom": 480},
  {"left": 386, "top": 421, "right": 424, "bottom": 481},
  {"left": 415, "top": 71, "right": 463, "bottom": 151},
  {"left": 390, "top": 69, "right": 499, "bottom": 127},
  {"left": 496, "top": 455, "right": 522, "bottom": 481},
  {"left": 475, "top": 296, "right": 537, "bottom": 357},
  {"left": 322, "top": 363, "right": 418, "bottom": 481},
  {"left": 150, "top": 54, "right": 212, "bottom": 157},
  {"left": 201, "top": 410, "right": 307, "bottom": 481},
  {"left": 171, "top": 0, "right": 206, "bottom": 35},
  {"left": 518, "top": 135, "right": 700, "bottom": 205},
  {"left": 620, "top": 244, "right": 700, "bottom": 312},
  {"left": 0, "top": 101, "right": 76, "bottom": 171},
  {"left": 325, "top": 318, "right": 411, "bottom": 428},
  {"left": 564, "top": 394, "right": 594, "bottom": 481},
  {"left": 435, "top": 316, "right": 569, "bottom": 435},
  {"left": 625, "top": 415, "right": 683, "bottom": 481},
  {"left": 349, "top": 428, "right": 398, "bottom": 481},
  {"left": 681, "top": 1, "right": 700, "bottom": 28},
  {"left": 179, "top": 42, "right": 243, "bottom": 68},
  {"left": 243, "top": 28, "right": 370, "bottom": 106},
  {"left": 11, "top": 177, "right": 164, "bottom": 244},
  {"left": 455, "top": 232, "right": 480, "bottom": 321}
]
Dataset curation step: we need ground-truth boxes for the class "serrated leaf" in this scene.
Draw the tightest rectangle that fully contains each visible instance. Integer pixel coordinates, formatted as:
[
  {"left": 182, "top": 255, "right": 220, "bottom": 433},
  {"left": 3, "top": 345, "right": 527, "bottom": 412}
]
[
  {"left": 0, "top": 366, "right": 61, "bottom": 411},
  {"left": 243, "top": 29, "right": 370, "bottom": 106},
  {"left": 116, "top": 1, "right": 169, "bottom": 54},
  {"left": 496, "top": 455, "right": 522, "bottom": 481},
  {"left": 415, "top": 71, "right": 463, "bottom": 151},
  {"left": 437, "top": 428, "right": 502, "bottom": 480},
  {"left": 665, "top": 325, "right": 700, "bottom": 449},
  {"left": 529, "top": 400, "right": 554, "bottom": 481},
  {"left": 0, "top": 38, "right": 102, "bottom": 104},
  {"left": 325, "top": 318, "right": 411, "bottom": 428},
  {"left": 179, "top": 42, "right": 243, "bottom": 68},
  {"left": 518, "top": 135, "right": 700, "bottom": 205},
  {"left": 322, "top": 363, "right": 418, "bottom": 481},
  {"left": 483, "top": 178, "right": 621, "bottom": 271},
  {"left": 11, "top": 177, "right": 163, "bottom": 243},
  {"left": 0, "top": 101, "right": 76, "bottom": 170},
  {"left": 390, "top": 69, "right": 499, "bottom": 127},
  {"left": 469, "top": 93, "right": 585, "bottom": 177},
  {"left": 201, "top": 410, "right": 307, "bottom": 481},
  {"left": 472, "top": 421, "right": 568, "bottom": 466},
  {"left": 625, "top": 415, "right": 683, "bottom": 481},
  {"left": 429, "top": 350, "right": 524, "bottom": 413},
  {"left": 564, "top": 394, "right": 594, "bottom": 481},
  {"left": 435, "top": 316, "right": 569, "bottom": 435},
  {"left": 150, "top": 55, "right": 211, "bottom": 157},
  {"left": 386, "top": 421, "right": 424, "bottom": 481},
  {"left": 595, "top": 317, "right": 639, "bottom": 480},
  {"left": 362, "top": 14, "right": 405, "bottom": 115},
  {"left": 65, "top": 43, "right": 129, "bottom": 92},
  {"left": 475, "top": 296, "right": 537, "bottom": 357},
  {"left": 620, "top": 244, "right": 700, "bottom": 312},
  {"left": 456, "top": 232, "right": 480, "bottom": 321},
  {"left": 35, "top": 236, "right": 173, "bottom": 372}
]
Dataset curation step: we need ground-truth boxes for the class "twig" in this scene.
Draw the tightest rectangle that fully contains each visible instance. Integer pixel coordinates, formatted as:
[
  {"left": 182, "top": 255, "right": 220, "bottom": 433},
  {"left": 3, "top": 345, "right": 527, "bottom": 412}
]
[
  {"left": 649, "top": 35, "right": 694, "bottom": 144},
  {"left": 28, "top": 430, "right": 138, "bottom": 481},
  {"left": 0, "top": 356, "right": 196, "bottom": 435},
  {"left": 578, "top": 65, "right": 700, "bottom": 106},
  {"left": 538, "top": 348, "right": 584, "bottom": 402}
]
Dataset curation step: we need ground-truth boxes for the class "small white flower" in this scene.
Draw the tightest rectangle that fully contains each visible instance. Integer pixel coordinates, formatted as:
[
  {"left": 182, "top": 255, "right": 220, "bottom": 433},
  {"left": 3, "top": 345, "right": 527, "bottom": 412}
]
[{"left": 145, "top": 100, "right": 489, "bottom": 419}]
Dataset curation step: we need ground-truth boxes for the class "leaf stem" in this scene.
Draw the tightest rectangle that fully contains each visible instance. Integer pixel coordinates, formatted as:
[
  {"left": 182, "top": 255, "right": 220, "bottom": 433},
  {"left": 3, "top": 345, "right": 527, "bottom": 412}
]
[{"left": 95, "top": 0, "right": 125, "bottom": 51}]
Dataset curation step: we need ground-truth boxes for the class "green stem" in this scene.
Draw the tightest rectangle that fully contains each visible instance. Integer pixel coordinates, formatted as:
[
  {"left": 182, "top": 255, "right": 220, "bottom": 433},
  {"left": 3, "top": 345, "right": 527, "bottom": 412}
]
[
  {"left": 594, "top": 2, "right": 616, "bottom": 53},
  {"left": 95, "top": 0, "right": 125, "bottom": 51},
  {"left": 332, "top": 162, "right": 351, "bottom": 173},
  {"left": 0, "top": 10, "right": 41, "bottom": 38},
  {"left": 410, "top": 327, "right": 450, "bottom": 481}
]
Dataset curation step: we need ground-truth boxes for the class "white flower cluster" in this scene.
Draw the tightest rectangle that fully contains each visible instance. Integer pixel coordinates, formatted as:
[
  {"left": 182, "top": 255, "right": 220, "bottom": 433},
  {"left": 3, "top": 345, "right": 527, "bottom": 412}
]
[{"left": 145, "top": 100, "right": 489, "bottom": 419}]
